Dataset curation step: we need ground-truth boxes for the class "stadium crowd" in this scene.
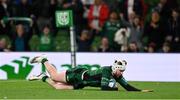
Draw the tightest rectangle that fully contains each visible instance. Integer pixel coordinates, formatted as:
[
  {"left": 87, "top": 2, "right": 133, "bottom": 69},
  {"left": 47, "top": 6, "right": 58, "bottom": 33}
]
[{"left": 0, "top": 0, "right": 179, "bottom": 52}]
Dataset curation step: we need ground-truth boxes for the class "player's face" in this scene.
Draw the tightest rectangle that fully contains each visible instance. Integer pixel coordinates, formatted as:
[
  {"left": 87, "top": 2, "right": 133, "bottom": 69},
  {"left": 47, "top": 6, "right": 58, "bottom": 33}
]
[{"left": 114, "top": 69, "right": 123, "bottom": 77}]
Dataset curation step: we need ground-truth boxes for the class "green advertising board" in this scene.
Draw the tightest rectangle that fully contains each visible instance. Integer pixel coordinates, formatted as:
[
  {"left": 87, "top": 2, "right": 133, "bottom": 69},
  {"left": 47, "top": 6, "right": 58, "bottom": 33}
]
[
  {"left": 0, "top": 56, "right": 100, "bottom": 79},
  {"left": 55, "top": 10, "right": 73, "bottom": 27}
]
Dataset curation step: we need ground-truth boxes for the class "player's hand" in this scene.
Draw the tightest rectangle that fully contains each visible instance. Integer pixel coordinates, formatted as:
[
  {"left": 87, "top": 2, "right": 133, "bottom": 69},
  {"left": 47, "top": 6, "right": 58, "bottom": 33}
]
[{"left": 141, "top": 89, "right": 153, "bottom": 92}]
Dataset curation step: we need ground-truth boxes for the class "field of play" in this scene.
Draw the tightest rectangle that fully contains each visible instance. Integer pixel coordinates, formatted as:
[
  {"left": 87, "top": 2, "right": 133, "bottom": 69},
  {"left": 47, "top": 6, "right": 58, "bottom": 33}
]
[{"left": 0, "top": 80, "right": 180, "bottom": 99}]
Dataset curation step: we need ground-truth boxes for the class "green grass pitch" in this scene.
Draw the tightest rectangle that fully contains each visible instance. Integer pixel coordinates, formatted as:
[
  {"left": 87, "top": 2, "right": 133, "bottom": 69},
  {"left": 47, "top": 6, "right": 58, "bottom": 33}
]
[{"left": 0, "top": 80, "right": 180, "bottom": 99}]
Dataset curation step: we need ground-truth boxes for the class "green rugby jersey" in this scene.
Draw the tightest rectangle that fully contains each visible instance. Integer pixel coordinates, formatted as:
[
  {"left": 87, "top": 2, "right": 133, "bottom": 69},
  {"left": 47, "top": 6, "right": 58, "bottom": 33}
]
[
  {"left": 83, "top": 66, "right": 141, "bottom": 91},
  {"left": 66, "top": 66, "right": 141, "bottom": 91},
  {"left": 66, "top": 66, "right": 88, "bottom": 89}
]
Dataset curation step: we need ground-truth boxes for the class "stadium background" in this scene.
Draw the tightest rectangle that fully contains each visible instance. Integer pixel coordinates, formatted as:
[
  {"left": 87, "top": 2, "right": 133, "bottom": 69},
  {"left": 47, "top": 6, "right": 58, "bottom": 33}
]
[
  {"left": 0, "top": 0, "right": 180, "bottom": 99},
  {"left": 0, "top": 0, "right": 180, "bottom": 52}
]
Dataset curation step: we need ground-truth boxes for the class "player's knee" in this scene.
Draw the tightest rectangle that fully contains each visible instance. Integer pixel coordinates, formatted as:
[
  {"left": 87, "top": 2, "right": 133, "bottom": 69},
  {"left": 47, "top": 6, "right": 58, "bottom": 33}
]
[
  {"left": 50, "top": 76, "right": 57, "bottom": 82},
  {"left": 52, "top": 84, "right": 62, "bottom": 90},
  {"left": 54, "top": 86, "right": 61, "bottom": 90},
  {"left": 50, "top": 73, "right": 59, "bottom": 81}
]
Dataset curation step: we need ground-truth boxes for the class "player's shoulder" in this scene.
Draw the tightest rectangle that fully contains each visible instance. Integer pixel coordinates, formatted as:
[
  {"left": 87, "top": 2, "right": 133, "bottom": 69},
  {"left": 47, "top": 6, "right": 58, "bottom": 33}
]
[
  {"left": 101, "top": 66, "right": 111, "bottom": 68},
  {"left": 101, "top": 66, "right": 112, "bottom": 71},
  {"left": 101, "top": 66, "right": 113, "bottom": 77}
]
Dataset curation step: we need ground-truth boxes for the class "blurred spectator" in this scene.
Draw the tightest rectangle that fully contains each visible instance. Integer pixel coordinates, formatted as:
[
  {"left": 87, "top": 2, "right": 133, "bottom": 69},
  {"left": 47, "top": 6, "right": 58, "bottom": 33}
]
[
  {"left": 50, "top": 0, "right": 63, "bottom": 35},
  {"left": 143, "top": 11, "right": 166, "bottom": 50},
  {"left": 0, "top": 0, "right": 12, "bottom": 36},
  {"left": 31, "top": 0, "right": 54, "bottom": 32},
  {"left": 15, "top": 0, "right": 32, "bottom": 17},
  {"left": 126, "top": 11, "right": 136, "bottom": 26},
  {"left": 0, "top": 37, "right": 10, "bottom": 52},
  {"left": 103, "top": 0, "right": 119, "bottom": 12},
  {"left": 11, "top": 24, "right": 31, "bottom": 51},
  {"left": 97, "top": 37, "right": 112, "bottom": 52},
  {"left": 114, "top": 28, "right": 130, "bottom": 52},
  {"left": 14, "top": 0, "right": 32, "bottom": 5},
  {"left": 128, "top": 15, "right": 143, "bottom": 49},
  {"left": 88, "top": 0, "right": 109, "bottom": 34},
  {"left": 38, "top": 25, "right": 54, "bottom": 51},
  {"left": 77, "top": 29, "right": 93, "bottom": 52},
  {"left": 153, "top": 0, "right": 179, "bottom": 23},
  {"left": 121, "top": 45, "right": 128, "bottom": 52},
  {"left": 28, "top": 34, "right": 39, "bottom": 51},
  {"left": 81, "top": 0, "right": 94, "bottom": 6},
  {"left": 81, "top": 0, "right": 93, "bottom": 30},
  {"left": 0, "top": 0, "right": 11, "bottom": 19},
  {"left": 144, "top": 42, "right": 156, "bottom": 53},
  {"left": 166, "top": 8, "right": 180, "bottom": 52},
  {"left": 127, "top": 42, "right": 139, "bottom": 52},
  {"left": 117, "top": 0, "right": 145, "bottom": 21},
  {"left": 14, "top": 0, "right": 33, "bottom": 34},
  {"left": 62, "top": 0, "right": 85, "bottom": 36},
  {"left": 159, "top": 42, "right": 171, "bottom": 53},
  {"left": 102, "top": 11, "right": 122, "bottom": 51},
  {"left": 0, "top": 0, "right": 179, "bottom": 53}
]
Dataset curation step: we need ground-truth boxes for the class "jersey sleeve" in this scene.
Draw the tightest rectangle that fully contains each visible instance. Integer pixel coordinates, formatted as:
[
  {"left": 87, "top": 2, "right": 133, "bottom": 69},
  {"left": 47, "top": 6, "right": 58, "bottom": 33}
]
[
  {"left": 115, "top": 76, "right": 141, "bottom": 91},
  {"left": 101, "top": 67, "right": 118, "bottom": 91}
]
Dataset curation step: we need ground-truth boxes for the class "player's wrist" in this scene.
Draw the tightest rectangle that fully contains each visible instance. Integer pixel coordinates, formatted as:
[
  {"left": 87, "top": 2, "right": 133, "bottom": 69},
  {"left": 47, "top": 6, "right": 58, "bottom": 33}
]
[{"left": 141, "top": 89, "right": 153, "bottom": 92}]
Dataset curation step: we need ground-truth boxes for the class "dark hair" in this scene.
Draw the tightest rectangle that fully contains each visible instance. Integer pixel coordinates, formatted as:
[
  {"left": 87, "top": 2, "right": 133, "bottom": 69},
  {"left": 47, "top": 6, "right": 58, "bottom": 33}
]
[
  {"left": 109, "top": 11, "right": 120, "bottom": 20},
  {"left": 43, "top": 24, "right": 50, "bottom": 29},
  {"left": 172, "top": 8, "right": 180, "bottom": 13}
]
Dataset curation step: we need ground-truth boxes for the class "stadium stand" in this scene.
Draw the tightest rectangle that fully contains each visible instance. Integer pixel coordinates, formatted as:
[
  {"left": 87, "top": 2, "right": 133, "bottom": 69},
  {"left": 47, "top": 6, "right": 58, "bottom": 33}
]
[{"left": 0, "top": 0, "right": 179, "bottom": 52}]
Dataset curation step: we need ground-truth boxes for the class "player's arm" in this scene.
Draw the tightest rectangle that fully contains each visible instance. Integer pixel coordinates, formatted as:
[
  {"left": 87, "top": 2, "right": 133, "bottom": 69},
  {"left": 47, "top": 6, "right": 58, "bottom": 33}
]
[
  {"left": 116, "top": 76, "right": 153, "bottom": 92},
  {"left": 101, "top": 67, "right": 118, "bottom": 91},
  {"left": 101, "top": 77, "right": 118, "bottom": 91},
  {"left": 115, "top": 76, "right": 141, "bottom": 91}
]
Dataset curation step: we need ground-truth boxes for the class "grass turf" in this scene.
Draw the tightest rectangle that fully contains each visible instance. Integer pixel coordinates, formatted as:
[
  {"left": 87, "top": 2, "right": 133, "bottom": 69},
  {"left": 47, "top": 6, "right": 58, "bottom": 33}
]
[{"left": 0, "top": 80, "right": 180, "bottom": 99}]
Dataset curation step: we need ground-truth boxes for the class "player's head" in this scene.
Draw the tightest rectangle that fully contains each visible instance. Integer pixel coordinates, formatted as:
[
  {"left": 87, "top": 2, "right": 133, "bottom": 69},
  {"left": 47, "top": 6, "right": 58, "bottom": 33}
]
[{"left": 111, "top": 59, "right": 127, "bottom": 77}]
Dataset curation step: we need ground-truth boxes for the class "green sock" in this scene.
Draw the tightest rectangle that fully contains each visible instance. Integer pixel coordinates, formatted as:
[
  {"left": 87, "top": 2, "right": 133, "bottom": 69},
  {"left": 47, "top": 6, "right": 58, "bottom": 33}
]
[
  {"left": 41, "top": 58, "right": 48, "bottom": 64},
  {"left": 42, "top": 76, "right": 49, "bottom": 82}
]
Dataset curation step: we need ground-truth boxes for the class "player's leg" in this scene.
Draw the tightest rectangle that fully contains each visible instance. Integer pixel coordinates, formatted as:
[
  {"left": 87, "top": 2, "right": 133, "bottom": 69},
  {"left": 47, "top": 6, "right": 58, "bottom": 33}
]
[
  {"left": 46, "top": 78, "right": 74, "bottom": 90},
  {"left": 28, "top": 73, "right": 47, "bottom": 81},
  {"left": 30, "top": 55, "right": 67, "bottom": 83},
  {"left": 43, "top": 61, "right": 67, "bottom": 83},
  {"left": 28, "top": 73, "right": 74, "bottom": 90}
]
